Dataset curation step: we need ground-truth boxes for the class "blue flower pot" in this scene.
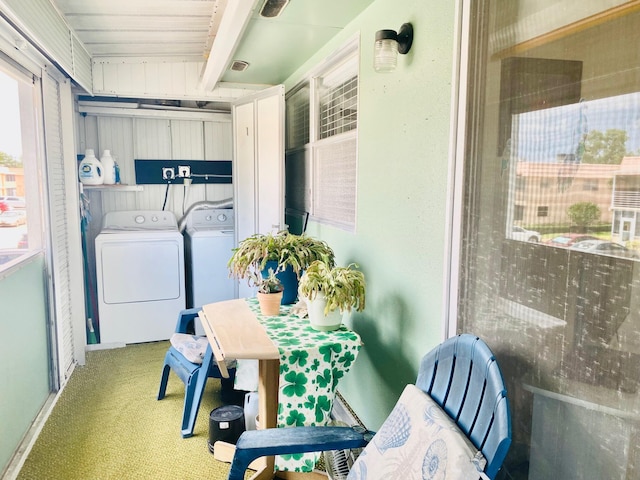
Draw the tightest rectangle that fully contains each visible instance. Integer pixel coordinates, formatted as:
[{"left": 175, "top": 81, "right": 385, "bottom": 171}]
[{"left": 262, "top": 260, "right": 299, "bottom": 305}]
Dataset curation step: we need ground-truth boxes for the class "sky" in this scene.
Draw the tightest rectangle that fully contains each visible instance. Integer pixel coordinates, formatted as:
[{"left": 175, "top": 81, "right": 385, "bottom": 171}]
[
  {"left": 0, "top": 70, "right": 22, "bottom": 159},
  {"left": 513, "top": 91, "right": 640, "bottom": 163}
]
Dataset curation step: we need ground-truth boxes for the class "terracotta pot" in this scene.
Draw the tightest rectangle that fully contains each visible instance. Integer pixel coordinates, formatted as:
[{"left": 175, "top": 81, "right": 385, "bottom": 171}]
[{"left": 257, "top": 291, "right": 283, "bottom": 316}]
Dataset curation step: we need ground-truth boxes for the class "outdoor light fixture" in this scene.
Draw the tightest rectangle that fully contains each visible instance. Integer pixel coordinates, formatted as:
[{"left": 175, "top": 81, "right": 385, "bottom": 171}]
[{"left": 374, "top": 23, "right": 413, "bottom": 73}]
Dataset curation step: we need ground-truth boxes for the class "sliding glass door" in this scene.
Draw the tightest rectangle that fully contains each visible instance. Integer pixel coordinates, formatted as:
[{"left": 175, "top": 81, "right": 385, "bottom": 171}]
[{"left": 459, "top": 2, "right": 640, "bottom": 478}]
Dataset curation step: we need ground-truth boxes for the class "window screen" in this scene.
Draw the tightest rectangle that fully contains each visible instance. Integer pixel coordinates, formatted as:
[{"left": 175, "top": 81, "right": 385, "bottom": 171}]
[
  {"left": 285, "top": 40, "right": 359, "bottom": 231},
  {"left": 458, "top": 3, "right": 640, "bottom": 479}
]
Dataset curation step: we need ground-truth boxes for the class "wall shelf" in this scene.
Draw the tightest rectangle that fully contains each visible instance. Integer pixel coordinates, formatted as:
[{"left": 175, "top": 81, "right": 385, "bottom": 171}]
[{"left": 81, "top": 184, "right": 143, "bottom": 192}]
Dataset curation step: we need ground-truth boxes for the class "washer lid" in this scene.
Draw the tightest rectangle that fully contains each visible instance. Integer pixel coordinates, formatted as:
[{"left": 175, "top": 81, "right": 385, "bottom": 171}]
[{"left": 101, "top": 210, "right": 178, "bottom": 232}]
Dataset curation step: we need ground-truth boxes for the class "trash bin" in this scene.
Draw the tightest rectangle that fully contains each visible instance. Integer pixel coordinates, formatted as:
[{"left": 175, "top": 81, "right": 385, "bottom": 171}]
[{"left": 208, "top": 405, "right": 245, "bottom": 454}]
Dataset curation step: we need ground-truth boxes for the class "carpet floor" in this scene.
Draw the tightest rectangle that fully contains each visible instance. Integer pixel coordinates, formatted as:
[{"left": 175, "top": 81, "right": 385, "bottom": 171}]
[{"left": 16, "top": 341, "right": 243, "bottom": 480}]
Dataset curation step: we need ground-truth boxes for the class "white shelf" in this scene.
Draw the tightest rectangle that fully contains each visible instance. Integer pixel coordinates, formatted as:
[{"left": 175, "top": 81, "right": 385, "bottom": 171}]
[{"left": 81, "top": 184, "right": 143, "bottom": 192}]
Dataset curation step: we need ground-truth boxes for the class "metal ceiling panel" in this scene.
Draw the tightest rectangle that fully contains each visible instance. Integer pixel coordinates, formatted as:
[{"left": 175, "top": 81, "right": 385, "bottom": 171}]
[
  {"left": 48, "top": 0, "right": 375, "bottom": 90},
  {"left": 53, "top": 0, "right": 218, "bottom": 59}
]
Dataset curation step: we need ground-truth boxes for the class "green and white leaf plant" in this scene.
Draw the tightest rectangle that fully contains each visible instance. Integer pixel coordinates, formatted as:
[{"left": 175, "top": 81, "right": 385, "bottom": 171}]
[
  {"left": 228, "top": 230, "right": 335, "bottom": 304},
  {"left": 299, "top": 260, "right": 366, "bottom": 331}
]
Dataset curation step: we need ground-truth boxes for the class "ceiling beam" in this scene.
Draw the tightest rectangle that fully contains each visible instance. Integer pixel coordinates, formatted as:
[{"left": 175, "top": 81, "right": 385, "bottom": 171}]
[{"left": 200, "top": 0, "right": 259, "bottom": 92}]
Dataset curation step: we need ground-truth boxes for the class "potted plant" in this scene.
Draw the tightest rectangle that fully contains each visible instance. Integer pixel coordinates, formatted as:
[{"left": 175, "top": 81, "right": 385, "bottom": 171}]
[
  {"left": 228, "top": 231, "right": 335, "bottom": 304},
  {"left": 299, "top": 260, "right": 366, "bottom": 331},
  {"left": 255, "top": 268, "right": 284, "bottom": 316}
]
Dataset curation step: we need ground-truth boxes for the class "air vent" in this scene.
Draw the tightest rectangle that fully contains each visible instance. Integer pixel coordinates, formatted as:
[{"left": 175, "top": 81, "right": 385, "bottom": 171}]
[
  {"left": 230, "top": 60, "right": 249, "bottom": 72},
  {"left": 260, "top": 0, "right": 289, "bottom": 18}
]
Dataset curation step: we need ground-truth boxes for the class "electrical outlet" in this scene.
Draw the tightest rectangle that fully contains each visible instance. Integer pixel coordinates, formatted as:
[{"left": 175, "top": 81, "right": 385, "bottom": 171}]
[
  {"left": 162, "top": 167, "right": 175, "bottom": 180},
  {"left": 178, "top": 165, "right": 191, "bottom": 178}
]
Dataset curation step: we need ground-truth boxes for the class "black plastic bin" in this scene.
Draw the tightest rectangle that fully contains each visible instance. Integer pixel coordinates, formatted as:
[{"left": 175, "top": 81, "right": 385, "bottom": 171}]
[{"left": 208, "top": 405, "right": 245, "bottom": 453}]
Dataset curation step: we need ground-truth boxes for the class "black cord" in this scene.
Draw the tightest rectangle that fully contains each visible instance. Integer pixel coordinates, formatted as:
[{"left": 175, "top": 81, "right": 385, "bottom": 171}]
[{"left": 162, "top": 181, "right": 171, "bottom": 210}]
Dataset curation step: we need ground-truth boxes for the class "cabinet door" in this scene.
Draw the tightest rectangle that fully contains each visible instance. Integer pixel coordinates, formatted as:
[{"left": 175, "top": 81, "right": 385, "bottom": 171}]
[
  {"left": 233, "top": 85, "right": 285, "bottom": 297},
  {"left": 234, "top": 101, "right": 257, "bottom": 245}
]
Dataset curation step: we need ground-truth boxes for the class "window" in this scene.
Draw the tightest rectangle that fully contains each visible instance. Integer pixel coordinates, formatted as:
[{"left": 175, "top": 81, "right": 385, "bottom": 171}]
[
  {"left": 513, "top": 204, "right": 524, "bottom": 221},
  {"left": 458, "top": 2, "right": 640, "bottom": 478},
  {"left": 285, "top": 39, "right": 359, "bottom": 231},
  {"left": 0, "top": 65, "right": 39, "bottom": 268}
]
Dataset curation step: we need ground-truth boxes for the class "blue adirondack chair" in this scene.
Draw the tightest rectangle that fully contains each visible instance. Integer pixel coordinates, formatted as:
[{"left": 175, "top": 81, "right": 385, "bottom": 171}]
[
  {"left": 157, "top": 307, "right": 236, "bottom": 438},
  {"left": 225, "top": 333, "right": 511, "bottom": 480}
]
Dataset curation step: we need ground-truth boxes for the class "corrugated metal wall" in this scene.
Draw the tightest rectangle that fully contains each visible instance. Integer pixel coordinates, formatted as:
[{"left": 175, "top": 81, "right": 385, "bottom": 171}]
[
  {"left": 92, "top": 58, "right": 258, "bottom": 102},
  {"left": 0, "top": 0, "right": 92, "bottom": 92}
]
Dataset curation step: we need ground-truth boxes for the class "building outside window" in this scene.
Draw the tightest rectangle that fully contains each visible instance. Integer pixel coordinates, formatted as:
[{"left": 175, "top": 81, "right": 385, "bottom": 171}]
[
  {"left": 458, "top": 2, "right": 640, "bottom": 478},
  {"left": 0, "top": 68, "right": 32, "bottom": 261}
]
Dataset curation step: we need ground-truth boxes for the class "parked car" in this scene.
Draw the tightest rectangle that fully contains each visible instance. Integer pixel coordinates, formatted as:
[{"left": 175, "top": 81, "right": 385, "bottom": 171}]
[
  {"left": 545, "top": 233, "right": 598, "bottom": 247},
  {"left": 17, "top": 233, "right": 28, "bottom": 249},
  {"left": 569, "top": 240, "right": 639, "bottom": 259},
  {"left": 0, "top": 210, "right": 26, "bottom": 227},
  {"left": 511, "top": 226, "right": 541, "bottom": 242},
  {"left": 0, "top": 195, "right": 26, "bottom": 209}
]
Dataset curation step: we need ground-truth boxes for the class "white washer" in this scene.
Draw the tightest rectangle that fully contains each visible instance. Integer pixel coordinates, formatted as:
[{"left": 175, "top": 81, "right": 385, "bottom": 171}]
[
  {"left": 184, "top": 208, "right": 236, "bottom": 318},
  {"left": 95, "top": 210, "right": 185, "bottom": 345}
]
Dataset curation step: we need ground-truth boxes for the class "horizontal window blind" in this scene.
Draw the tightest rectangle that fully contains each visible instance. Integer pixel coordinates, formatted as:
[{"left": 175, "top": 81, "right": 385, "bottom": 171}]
[{"left": 313, "top": 133, "right": 357, "bottom": 230}]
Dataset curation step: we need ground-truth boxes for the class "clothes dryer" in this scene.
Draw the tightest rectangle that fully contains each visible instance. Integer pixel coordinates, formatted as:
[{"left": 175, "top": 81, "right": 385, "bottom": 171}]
[
  {"left": 95, "top": 210, "right": 185, "bottom": 345},
  {"left": 184, "top": 208, "right": 236, "bottom": 321}
]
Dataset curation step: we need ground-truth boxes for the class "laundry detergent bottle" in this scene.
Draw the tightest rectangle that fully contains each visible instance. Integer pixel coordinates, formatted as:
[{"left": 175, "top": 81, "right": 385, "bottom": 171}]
[
  {"left": 78, "top": 149, "right": 104, "bottom": 185},
  {"left": 100, "top": 149, "right": 116, "bottom": 185}
]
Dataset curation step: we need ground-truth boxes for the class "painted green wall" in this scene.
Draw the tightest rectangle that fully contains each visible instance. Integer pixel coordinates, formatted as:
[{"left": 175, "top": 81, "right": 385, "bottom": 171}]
[
  {"left": 285, "top": 0, "right": 456, "bottom": 429},
  {"left": 0, "top": 255, "right": 50, "bottom": 471}
]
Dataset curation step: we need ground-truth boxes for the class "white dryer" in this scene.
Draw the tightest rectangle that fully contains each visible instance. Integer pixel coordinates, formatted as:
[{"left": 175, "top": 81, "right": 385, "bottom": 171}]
[
  {"left": 95, "top": 210, "right": 185, "bottom": 345},
  {"left": 184, "top": 207, "right": 236, "bottom": 316}
]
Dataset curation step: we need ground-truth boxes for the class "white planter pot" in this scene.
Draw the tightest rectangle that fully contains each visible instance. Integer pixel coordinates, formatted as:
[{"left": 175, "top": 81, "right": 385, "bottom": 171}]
[{"left": 303, "top": 293, "right": 344, "bottom": 331}]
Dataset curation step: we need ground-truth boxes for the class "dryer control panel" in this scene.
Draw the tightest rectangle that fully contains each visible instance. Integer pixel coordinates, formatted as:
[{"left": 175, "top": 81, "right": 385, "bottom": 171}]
[{"left": 186, "top": 208, "right": 234, "bottom": 230}]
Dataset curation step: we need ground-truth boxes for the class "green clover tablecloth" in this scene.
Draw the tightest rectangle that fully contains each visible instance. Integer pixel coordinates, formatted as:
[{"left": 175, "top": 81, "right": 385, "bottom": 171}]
[{"left": 244, "top": 298, "right": 362, "bottom": 472}]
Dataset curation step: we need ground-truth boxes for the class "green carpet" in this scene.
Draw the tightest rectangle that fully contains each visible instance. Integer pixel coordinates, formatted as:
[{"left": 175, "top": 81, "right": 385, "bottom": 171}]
[{"left": 16, "top": 341, "right": 241, "bottom": 480}]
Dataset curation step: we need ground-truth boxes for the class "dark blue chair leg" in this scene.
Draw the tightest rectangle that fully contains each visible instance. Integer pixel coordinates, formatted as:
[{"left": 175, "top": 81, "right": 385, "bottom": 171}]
[
  {"left": 181, "top": 345, "right": 214, "bottom": 438},
  {"left": 157, "top": 308, "right": 236, "bottom": 438}
]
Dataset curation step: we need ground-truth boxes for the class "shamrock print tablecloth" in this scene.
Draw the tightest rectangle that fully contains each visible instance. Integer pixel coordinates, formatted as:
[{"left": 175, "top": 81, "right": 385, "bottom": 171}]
[{"left": 245, "top": 298, "right": 362, "bottom": 472}]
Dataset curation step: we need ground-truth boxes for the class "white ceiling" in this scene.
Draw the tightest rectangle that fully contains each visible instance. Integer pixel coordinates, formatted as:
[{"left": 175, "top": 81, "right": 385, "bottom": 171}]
[{"left": 52, "top": 0, "right": 375, "bottom": 88}]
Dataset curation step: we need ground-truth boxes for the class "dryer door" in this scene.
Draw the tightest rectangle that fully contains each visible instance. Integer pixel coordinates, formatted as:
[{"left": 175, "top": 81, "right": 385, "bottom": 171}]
[{"left": 100, "top": 239, "right": 182, "bottom": 303}]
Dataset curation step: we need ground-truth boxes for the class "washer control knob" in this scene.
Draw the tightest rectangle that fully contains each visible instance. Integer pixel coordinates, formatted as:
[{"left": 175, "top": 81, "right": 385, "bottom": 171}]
[
  {"left": 135, "top": 215, "right": 145, "bottom": 224},
  {"left": 151, "top": 215, "right": 159, "bottom": 222},
  {"left": 217, "top": 213, "right": 227, "bottom": 222},
  {"left": 205, "top": 215, "right": 212, "bottom": 221}
]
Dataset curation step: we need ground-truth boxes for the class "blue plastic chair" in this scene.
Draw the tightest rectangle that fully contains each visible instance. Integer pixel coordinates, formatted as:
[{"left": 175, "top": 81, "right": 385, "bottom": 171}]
[
  {"left": 157, "top": 307, "right": 236, "bottom": 438},
  {"left": 225, "top": 334, "right": 511, "bottom": 480}
]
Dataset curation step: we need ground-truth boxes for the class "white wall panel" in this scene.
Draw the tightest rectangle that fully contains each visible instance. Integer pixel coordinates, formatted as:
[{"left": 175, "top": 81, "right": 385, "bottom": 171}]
[
  {"left": 204, "top": 120, "right": 234, "bottom": 202},
  {"left": 134, "top": 118, "right": 173, "bottom": 158},
  {"left": 78, "top": 112, "right": 233, "bottom": 221},
  {"left": 92, "top": 58, "right": 262, "bottom": 101},
  {"left": 171, "top": 120, "right": 204, "bottom": 160},
  {"left": 205, "top": 120, "right": 233, "bottom": 159}
]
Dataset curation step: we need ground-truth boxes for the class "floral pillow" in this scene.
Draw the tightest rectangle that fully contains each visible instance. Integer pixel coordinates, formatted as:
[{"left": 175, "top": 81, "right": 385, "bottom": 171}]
[
  {"left": 170, "top": 333, "right": 209, "bottom": 364},
  {"left": 347, "top": 384, "right": 486, "bottom": 480}
]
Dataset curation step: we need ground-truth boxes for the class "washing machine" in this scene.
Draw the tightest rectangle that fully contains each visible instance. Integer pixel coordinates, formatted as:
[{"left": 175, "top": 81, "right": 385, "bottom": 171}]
[
  {"left": 184, "top": 207, "right": 236, "bottom": 320},
  {"left": 95, "top": 210, "right": 185, "bottom": 345}
]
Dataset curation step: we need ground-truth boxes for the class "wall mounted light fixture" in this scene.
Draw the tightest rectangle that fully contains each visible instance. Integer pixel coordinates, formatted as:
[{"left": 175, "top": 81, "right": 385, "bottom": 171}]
[{"left": 374, "top": 23, "right": 413, "bottom": 73}]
